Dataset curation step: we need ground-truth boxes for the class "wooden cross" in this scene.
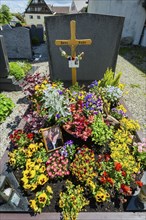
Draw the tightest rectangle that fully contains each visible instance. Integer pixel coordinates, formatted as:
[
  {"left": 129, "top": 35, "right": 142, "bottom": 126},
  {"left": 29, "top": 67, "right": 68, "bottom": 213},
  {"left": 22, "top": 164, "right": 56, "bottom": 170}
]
[{"left": 55, "top": 20, "right": 92, "bottom": 85}]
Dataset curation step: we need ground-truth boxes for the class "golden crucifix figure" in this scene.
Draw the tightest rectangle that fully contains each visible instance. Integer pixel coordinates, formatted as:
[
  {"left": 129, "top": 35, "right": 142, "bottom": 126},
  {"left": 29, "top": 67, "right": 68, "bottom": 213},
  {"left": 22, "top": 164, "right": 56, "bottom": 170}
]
[{"left": 55, "top": 20, "right": 92, "bottom": 85}]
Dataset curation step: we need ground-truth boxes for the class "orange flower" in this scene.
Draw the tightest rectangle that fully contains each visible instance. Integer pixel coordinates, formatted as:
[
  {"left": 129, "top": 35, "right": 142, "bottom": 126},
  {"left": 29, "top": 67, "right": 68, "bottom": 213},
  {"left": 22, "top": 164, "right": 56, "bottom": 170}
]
[
  {"left": 114, "top": 162, "right": 122, "bottom": 171},
  {"left": 135, "top": 181, "right": 143, "bottom": 188}
]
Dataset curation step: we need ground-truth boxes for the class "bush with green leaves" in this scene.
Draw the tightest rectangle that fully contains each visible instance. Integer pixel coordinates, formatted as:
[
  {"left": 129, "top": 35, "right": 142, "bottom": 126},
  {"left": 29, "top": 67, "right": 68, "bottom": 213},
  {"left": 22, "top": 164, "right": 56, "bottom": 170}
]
[
  {"left": 99, "top": 68, "right": 122, "bottom": 87},
  {"left": 91, "top": 114, "right": 113, "bottom": 146},
  {"left": 9, "top": 62, "right": 32, "bottom": 80},
  {"left": 0, "top": 94, "right": 15, "bottom": 123}
]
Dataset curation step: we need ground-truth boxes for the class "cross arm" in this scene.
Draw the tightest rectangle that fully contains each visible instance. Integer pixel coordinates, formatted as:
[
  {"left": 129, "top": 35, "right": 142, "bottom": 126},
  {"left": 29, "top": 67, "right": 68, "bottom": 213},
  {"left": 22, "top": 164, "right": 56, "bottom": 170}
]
[{"left": 55, "top": 40, "right": 70, "bottom": 46}]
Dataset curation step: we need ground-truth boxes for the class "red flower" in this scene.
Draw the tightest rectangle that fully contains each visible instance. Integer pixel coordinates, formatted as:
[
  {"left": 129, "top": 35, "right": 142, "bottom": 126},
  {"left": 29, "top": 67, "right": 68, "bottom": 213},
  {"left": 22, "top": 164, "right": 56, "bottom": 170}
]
[
  {"left": 100, "top": 177, "right": 107, "bottom": 184},
  {"left": 121, "top": 170, "right": 126, "bottom": 177},
  {"left": 121, "top": 184, "right": 132, "bottom": 195},
  {"left": 107, "top": 177, "right": 114, "bottom": 185},
  {"left": 103, "top": 171, "right": 108, "bottom": 177},
  {"left": 135, "top": 181, "right": 143, "bottom": 188},
  {"left": 27, "top": 133, "right": 34, "bottom": 139},
  {"left": 114, "top": 162, "right": 122, "bottom": 171}
]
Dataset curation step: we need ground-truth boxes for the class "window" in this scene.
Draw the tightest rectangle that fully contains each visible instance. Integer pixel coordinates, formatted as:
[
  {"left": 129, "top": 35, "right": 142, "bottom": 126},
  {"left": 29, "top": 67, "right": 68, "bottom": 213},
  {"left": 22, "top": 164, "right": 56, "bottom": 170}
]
[
  {"left": 29, "top": 15, "right": 33, "bottom": 19},
  {"left": 37, "top": 15, "right": 40, "bottom": 19}
]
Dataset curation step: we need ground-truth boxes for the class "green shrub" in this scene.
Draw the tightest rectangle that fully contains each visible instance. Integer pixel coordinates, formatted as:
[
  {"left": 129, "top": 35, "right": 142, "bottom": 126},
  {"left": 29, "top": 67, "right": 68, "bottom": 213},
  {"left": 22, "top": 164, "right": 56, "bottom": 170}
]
[
  {"left": 0, "top": 94, "right": 15, "bottom": 123},
  {"left": 9, "top": 62, "right": 32, "bottom": 80},
  {"left": 9, "top": 62, "right": 25, "bottom": 80},
  {"left": 17, "top": 61, "right": 32, "bottom": 73}
]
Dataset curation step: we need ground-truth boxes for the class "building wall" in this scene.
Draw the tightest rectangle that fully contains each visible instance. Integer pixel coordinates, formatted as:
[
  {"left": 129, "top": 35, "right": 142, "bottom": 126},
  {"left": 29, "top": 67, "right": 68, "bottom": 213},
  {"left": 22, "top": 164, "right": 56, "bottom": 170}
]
[
  {"left": 88, "top": 0, "right": 146, "bottom": 45},
  {"left": 25, "top": 13, "right": 53, "bottom": 28}
]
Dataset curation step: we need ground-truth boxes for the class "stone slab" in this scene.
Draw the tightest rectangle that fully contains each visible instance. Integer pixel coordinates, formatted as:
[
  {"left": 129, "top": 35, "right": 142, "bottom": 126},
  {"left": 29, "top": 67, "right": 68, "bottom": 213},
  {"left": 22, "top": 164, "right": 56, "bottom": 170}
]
[
  {"left": 0, "top": 35, "right": 9, "bottom": 78},
  {"left": 0, "top": 76, "right": 21, "bottom": 91},
  {"left": 0, "top": 163, "right": 29, "bottom": 212},
  {"left": 45, "top": 13, "right": 124, "bottom": 82},
  {"left": 0, "top": 25, "right": 32, "bottom": 59}
]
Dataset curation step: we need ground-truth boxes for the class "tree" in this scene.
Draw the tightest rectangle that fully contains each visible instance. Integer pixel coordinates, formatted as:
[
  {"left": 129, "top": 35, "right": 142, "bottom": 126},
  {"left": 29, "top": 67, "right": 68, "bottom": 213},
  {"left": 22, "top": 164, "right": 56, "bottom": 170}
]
[{"left": 0, "top": 5, "right": 12, "bottom": 25}]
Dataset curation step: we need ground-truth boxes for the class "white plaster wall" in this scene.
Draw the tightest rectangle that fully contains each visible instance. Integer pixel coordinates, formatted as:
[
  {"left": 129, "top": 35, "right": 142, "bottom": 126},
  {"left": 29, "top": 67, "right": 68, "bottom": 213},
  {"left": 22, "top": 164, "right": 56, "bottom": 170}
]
[
  {"left": 88, "top": 0, "right": 146, "bottom": 45},
  {"left": 141, "top": 27, "right": 146, "bottom": 46},
  {"left": 25, "top": 13, "right": 53, "bottom": 29}
]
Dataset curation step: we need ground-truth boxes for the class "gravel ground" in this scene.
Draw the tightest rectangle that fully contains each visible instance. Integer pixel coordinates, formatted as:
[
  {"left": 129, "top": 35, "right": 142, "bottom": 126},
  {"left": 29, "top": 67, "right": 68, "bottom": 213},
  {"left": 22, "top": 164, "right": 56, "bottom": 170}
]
[{"left": 0, "top": 45, "right": 146, "bottom": 160}]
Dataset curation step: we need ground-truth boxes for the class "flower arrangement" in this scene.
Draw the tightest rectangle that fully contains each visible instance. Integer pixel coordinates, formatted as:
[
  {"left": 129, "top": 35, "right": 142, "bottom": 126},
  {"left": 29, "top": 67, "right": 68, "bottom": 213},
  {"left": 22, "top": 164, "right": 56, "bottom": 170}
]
[
  {"left": 7, "top": 68, "right": 145, "bottom": 214},
  {"left": 70, "top": 146, "right": 97, "bottom": 183},
  {"left": 59, "top": 180, "right": 89, "bottom": 220},
  {"left": 29, "top": 185, "right": 53, "bottom": 213},
  {"left": 132, "top": 139, "right": 146, "bottom": 169},
  {"left": 91, "top": 114, "right": 113, "bottom": 146},
  {"left": 10, "top": 129, "right": 34, "bottom": 148},
  {"left": 60, "top": 140, "right": 77, "bottom": 160},
  {"left": 46, "top": 150, "right": 70, "bottom": 179}
]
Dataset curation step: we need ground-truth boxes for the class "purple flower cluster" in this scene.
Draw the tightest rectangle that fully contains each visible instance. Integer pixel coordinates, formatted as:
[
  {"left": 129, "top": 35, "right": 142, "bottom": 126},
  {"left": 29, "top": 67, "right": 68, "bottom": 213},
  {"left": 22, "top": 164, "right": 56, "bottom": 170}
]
[
  {"left": 60, "top": 140, "right": 76, "bottom": 160},
  {"left": 84, "top": 93, "right": 103, "bottom": 115},
  {"left": 88, "top": 80, "right": 98, "bottom": 88}
]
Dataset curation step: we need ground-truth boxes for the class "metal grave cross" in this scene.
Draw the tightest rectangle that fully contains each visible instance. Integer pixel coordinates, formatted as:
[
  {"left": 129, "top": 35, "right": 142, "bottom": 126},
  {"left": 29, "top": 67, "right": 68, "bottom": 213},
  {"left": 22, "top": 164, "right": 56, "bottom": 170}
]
[{"left": 55, "top": 20, "right": 92, "bottom": 85}]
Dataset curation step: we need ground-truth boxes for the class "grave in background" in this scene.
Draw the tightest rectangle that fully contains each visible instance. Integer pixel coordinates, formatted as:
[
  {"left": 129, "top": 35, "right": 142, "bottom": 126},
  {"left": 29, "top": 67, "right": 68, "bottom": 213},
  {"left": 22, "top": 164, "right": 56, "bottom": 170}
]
[
  {"left": 45, "top": 13, "right": 124, "bottom": 83},
  {"left": 0, "top": 35, "right": 21, "bottom": 91},
  {"left": 30, "top": 24, "right": 44, "bottom": 44},
  {"left": 0, "top": 25, "right": 32, "bottom": 59}
]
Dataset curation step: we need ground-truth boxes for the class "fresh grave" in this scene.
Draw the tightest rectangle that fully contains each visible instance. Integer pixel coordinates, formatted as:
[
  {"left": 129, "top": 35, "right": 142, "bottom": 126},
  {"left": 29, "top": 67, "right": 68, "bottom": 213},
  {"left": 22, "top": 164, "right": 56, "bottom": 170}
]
[{"left": 5, "top": 69, "right": 146, "bottom": 219}]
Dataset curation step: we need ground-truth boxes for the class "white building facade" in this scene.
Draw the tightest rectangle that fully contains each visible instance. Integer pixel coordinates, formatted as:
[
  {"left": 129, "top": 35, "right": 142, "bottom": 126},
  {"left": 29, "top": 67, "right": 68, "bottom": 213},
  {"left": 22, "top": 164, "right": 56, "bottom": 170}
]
[{"left": 88, "top": 0, "right": 146, "bottom": 45}]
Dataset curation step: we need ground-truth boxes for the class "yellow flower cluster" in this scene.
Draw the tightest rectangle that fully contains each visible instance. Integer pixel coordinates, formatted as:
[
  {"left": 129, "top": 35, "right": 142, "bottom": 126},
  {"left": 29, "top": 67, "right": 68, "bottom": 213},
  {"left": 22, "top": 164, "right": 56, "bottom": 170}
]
[
  {"left": 29, "top": 186, "right": 53, "bottom": 213},
  {"left": 59, "top": 180, "right": 89, "bottom": 220},
  {"left": 34, "top": 80, "right": 48, "bottom": 91},
  {"left": 116, "top": 104, "right": 127, "bottom": 113},
  {"left": 25, "top": 143, "right": 43, "bottom": 158},
  {"left": 21, "top": 158, "right": 48, "bottom": 191},
  {"left": 110, "top": 129, "right": 140, "bottom": 175},
  {"left": 120, "top": 118, "right": 140, "bottom": 132},
  {"left": 86, "top": 179, "right": 109, "bottom": 203},
  {"left": 70, "top": 147, "right": 97, "bottom": 183},
  {"left": 77, "top": 91, "right": 86, "bottom": 100},
  {"left": 8, "top": 147, "right": 26, "bottom": 168},
  {"left": 95, "top": 188, "right": 110, "bottom": 203}
]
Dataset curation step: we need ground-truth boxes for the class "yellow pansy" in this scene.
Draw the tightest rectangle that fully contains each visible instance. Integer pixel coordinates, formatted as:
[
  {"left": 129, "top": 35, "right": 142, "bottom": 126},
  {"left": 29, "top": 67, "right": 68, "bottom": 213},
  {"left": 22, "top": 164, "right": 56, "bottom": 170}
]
[
  {"left": 30, "top": 183, "right": 38, "bottom": 191},
  {"left": 9, "top": 158, "right": 16, "bottom": 166},
  {"left": 21, "top": 177, "right": 28, "bottom": 185},
  {"left": 29, "top": 199, "right": 38, "bottom": 212},
  {"left": 37, "top": 174, "right": 48, "bottom": 185},
  {"left": 23, "top": 183, "right": 31, "bottom": 190},
  {"left": 26, "top": 160, "right": 35, "bottom": 170},
  {"left": 46, "top": 186, "right": 53, "bottom": 194},
  {"left": 39, "top": 166, "right": 46, "bottom": 173},
  {"left": 38, "top": 192, "right": 47, "bottom": 204},
  {"left": 36, "top": 158, "right": 42, "bottom": 163},
  {"left": 34, "top": 85, "right": 40, "bottom": 91},
  {"left": 25, "top": 150, "right": 33, "bottom": 158}
]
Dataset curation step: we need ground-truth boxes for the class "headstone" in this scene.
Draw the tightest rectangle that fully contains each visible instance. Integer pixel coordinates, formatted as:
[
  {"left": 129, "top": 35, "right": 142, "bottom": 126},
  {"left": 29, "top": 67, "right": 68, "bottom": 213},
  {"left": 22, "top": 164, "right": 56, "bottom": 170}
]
[
  {"left": 0, "top": 35, "right": 9, "bottom": 78},
  {"left": 45, "top": 13, "right": 124, "bottom": 83},
  {"left": 0, "top": 35, "right": 21, "bottom": 91},
  {"left": 30, "top": 24, "right": 44, "bottom": 44},
  {"left": 0, "top": 25, "right": 32, "bottom": 59}
]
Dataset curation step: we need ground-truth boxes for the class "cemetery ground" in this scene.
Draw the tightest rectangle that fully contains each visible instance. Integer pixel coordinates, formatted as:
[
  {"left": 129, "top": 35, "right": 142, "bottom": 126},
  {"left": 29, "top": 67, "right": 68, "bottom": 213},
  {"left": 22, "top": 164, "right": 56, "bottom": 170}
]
[{"left": 0, "top": 45, "right": 146, "bottom": 220}]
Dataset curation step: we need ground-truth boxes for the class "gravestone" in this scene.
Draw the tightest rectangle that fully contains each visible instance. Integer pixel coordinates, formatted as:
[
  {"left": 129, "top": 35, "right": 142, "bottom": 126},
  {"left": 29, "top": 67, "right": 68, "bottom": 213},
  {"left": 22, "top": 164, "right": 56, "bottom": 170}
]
[
  {"left": 0, "top": 25, "right": 32, "bottom": 59},
  {"left": 45, "top": 13, "right": 124, "bottom": 83},
  {"left": 30, "top": 24, "right": 44, "bottom": 44},
  {"left": 0, "top": 35, "right": 9, "bottom": 78},
  {"left": 0, "top": 35, "right": 21, "bottom": 91}
]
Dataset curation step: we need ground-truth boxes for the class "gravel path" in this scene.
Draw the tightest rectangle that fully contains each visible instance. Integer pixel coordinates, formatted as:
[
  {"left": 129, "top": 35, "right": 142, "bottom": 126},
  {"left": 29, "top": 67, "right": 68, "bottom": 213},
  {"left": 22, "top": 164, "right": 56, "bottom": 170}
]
[
  {"left": 116, "top": 55, "right": 146, "bottom": 137},
  {"left": 0, "top": 47, "right": 146, "bottom": 160}
]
